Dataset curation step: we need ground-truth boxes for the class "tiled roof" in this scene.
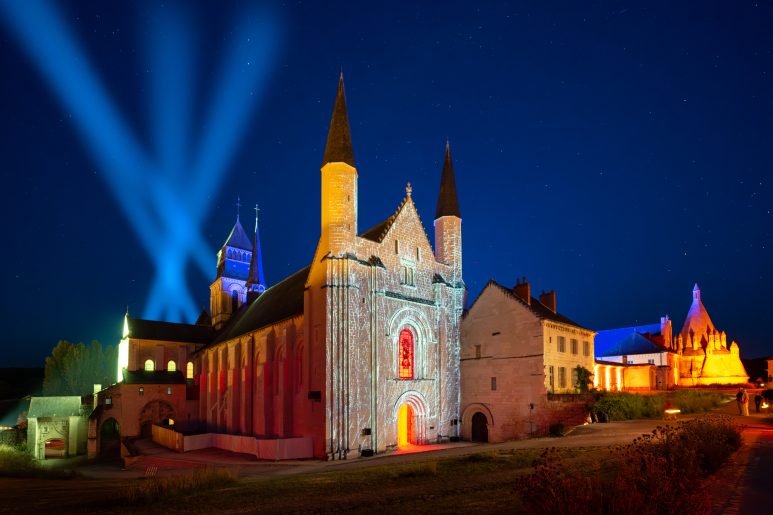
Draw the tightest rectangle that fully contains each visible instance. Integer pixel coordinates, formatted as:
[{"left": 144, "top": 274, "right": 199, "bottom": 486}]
[
  {"left": 594, "top": 323, "right": 665, "bottom": 357},
  {"left": 212, "top": 265, "right": 310, "bottom": 344},
  {"left": 479, "top": 280, "right": 591, "bottom": 331},
  {"left": 122, "top": 370, "right": 187, "bottom": 385},
  {"left": 127, "top": 317, "right": 213, "bottom": 344},
  {"left": 28, "top": 396, "right": 83, "bottom": 418}
]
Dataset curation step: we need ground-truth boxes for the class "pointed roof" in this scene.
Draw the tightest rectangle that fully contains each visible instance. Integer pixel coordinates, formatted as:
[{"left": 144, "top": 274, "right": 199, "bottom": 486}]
[
  {"left": 246, "top": 207, "right": 266, "bottom": 291},
  {"left": 680, "top": 283, "right": 716, "bottom": 342},
  {"left": 435, "top": 141, "right": 461, "bottom": 219},
  {"left": 322, "top": 74, "right": 355, "bottom": 167},
  {"left": 222, "top": 217, "right": 252, "bottom": 251}
]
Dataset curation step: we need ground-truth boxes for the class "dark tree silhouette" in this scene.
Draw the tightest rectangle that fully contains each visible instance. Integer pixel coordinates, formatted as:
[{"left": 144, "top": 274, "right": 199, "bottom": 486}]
[{"left": 43, "top": 340, "right": 117, "bottom": 396}]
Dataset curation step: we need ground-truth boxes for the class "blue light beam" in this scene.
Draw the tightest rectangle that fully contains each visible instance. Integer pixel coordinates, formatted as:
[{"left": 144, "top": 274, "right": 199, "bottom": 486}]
[{"left": 0, "top": 0, "right": 280, "bottom": 323}]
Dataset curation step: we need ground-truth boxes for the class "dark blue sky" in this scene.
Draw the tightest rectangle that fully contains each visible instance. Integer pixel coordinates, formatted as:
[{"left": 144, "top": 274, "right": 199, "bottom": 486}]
[{"left": 1, "top": 1, "right": 771, "bottom": 366}]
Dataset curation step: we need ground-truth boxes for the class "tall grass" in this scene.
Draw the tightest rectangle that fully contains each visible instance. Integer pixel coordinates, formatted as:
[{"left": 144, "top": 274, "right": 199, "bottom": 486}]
[
  {"left": 515, "top": 415, "right": 741, "bottom": 514},
  {"left": 122, "top": 467, "right": 238, "bottom": 504},
  {"left": 0, "top": 444, "right": 77, "bottom": 479}
]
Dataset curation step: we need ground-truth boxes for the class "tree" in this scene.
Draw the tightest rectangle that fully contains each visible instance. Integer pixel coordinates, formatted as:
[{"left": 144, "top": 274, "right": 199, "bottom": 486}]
[
  {"left": 574, "top": 365, "right": 593, "bottom": 393},
  {"left": 43, "top": 340, "right": 117, "bottom": 396}
]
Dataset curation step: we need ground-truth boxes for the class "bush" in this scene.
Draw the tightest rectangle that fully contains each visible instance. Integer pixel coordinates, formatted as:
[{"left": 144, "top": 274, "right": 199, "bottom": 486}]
[
  {"left": 515, "top": 415, "right": 741, "bottom": 514},
  {"left": 123, "top": 467, "right": 238, "bottom": 504},
  {"left": 0, "top": 444, "right": 77, "bottom": 479},
  {"left": 549, "top": 422, "right": 566, "bottom": 437},
  {"left": 591, "top": 390, "right": 726, "bottom": 421}
]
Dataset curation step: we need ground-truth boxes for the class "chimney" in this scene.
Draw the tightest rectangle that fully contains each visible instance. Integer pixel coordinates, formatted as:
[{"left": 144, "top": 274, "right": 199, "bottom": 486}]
[
  {"left": 513, "top": 276, "right": 531, "bottom": 305},
  {"left": 539, "top": 290, "right": 556, "bottom": 312}
]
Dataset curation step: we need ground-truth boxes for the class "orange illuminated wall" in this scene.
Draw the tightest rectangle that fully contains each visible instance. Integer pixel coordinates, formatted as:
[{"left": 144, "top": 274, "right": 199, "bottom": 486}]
[{"left": 399, "top": 329, "right": 414, "bottom": 379}]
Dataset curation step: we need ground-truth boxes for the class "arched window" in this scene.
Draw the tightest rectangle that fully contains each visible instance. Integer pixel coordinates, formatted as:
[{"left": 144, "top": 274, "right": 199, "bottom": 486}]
[
  {"left": 398, "top": 329, "right": 414, "bottom": 379},
  {"left": 231, "top": 290, "right": 239, "bottom": 311},
  {"left": 167, "top": 360, "right": 176, "bottom": 372},
  {"left": 186, "top": 362, "right": 194, "bottom": 379},
  {"left": 144, "top": 359, "right": 154, "bottom": 372}
]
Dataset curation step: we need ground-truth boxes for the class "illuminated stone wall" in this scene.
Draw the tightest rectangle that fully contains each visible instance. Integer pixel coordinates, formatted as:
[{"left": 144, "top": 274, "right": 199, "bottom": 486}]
[{"left": 461, "top": 282, "right": 594, "bottom": 442}]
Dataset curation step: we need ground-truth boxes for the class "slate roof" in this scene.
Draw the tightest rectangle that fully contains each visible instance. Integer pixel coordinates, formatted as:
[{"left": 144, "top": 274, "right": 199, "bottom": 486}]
[
  {"left": 479, "top": 280, "right": 590, "bottom": 331},
  {"left": 213, "top": 265, "right": 311, "bottom": 344},
  {"left": 28, "top": 396, "right": 83, "bottom": 418},
  {"left": 127, "top": 317, "right": 214, "bottom": 344},
  {"left": 222, "top": 218, "right": 253, "bottom": 251},
  {"left": 122, "top": 370, "right": 187, "bottom": 385},
  {"left": 322, "top": 74, "right": 355, "bottom": 167},
  {"left": 594, "top": 323, "right": 665, "bottom": 357},
  {"left": 435, "top": 142, "right": 461, "bottom": 219}
]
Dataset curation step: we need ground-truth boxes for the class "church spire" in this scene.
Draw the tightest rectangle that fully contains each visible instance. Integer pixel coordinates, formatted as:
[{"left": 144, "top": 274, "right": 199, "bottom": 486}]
[
  {"left": 435, "top": 140, "right": 461, "bottom": 219},
  {"left": 322, "top": 73, "right": 355, "bottom": 167},
  {"left": 246, "top": 204, "right": 266, "bottom": 293}
]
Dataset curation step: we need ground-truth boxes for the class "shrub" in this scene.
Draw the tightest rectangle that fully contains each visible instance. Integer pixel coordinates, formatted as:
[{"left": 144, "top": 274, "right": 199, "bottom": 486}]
[
  {"left": 591, "top": 390, "right": 726, "bottom": 421},
  {"left": 549, "top": 422, "right": 566, "bottom": 437},
  {"left": 123, "top": 467, "right": 238, "bottom": 504},
  {"left": 515, "top": 415, "right": 741, "bottom": 514},
  {"left": 0, "top": 444, "right": 77, "bottom": 479}
]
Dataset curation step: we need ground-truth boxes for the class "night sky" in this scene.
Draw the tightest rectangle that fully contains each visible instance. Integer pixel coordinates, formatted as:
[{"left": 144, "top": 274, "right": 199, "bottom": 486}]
[{"left": 1, "top": 1, "right": 771, "bottom": 367}]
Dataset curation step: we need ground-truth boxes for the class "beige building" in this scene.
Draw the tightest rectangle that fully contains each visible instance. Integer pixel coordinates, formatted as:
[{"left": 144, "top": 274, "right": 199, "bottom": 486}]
[{"left": 460, "top": 278, "right": 595, "bottom": 442}]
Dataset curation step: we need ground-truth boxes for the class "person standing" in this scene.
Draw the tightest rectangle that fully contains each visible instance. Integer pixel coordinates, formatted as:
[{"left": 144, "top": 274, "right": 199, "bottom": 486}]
[
  {"left": 755, "top": 394, "right": 763, "bottom": 413},
  {"left": 736, "top": 388, "right": 744, "bottom": 415},
  {"left": 740, "top": 388, "right": 750, "bottom": 416}
]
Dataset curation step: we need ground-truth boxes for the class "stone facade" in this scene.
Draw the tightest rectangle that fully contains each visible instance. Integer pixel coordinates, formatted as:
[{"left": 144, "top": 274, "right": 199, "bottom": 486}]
[{"left": 460, "top": 279, "right": 595, "bottom": 442}]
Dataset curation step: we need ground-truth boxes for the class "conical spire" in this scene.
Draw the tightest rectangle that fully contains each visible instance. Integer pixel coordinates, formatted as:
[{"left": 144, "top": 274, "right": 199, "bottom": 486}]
[
  {"left": 322, "top": 73, "right": 355, "bottom": 167},
  {"left": 435, "top": 141, "right": 461, "bottom": 218},
  {"left": 246, "top": 204, "right": 266, "bottom": 292}
]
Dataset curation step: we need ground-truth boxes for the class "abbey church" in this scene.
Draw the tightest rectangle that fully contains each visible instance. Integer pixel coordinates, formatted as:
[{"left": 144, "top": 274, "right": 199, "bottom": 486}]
[{"left": 94, "top": 77, "right": 464, "bottom": 460}]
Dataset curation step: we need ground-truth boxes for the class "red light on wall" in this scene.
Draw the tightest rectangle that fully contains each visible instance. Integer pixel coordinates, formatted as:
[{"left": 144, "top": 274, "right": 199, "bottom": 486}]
[{"left": 399, "top": 329, "right": 414, "bottom": 379}]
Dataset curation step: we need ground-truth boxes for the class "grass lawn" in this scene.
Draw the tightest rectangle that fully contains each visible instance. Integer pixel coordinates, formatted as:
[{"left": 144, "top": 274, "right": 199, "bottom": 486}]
[{"left": 111, "top": 447, "right": 601, "bottom": 514}]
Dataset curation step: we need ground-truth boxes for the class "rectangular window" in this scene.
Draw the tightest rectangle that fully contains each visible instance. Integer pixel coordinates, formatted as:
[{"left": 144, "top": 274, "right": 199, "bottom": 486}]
[
  {"left": 167, "top": 386, "right": 172, "bottom": 396},
  {"left": 139, "top": 387, "right": 144, "bottom": 396},
  {"left": 583, "top": 341, "right": 590, "bottom": 357},
  {"left": 402, "top": 265, "right": 415, "bottom": 286},
  {"left": 549, "top": 366, "right": 555, "bottom": 389},
  {"left": 491, "top": 377, "right": 497, "bottom": 391},
  {"left": 558, "top": 367, "right": 566, "bottom": 388},
  {"left": 395, "top": 240, "right": 399, "bottom": 254},
  {"left": 557, "top": 336, "right": 566, "bottom": 353},
  {"left": 571, "top": 339, "right": 578, "bottom": 355},
  {"left": 571, "top": 368, "right": 578, "bottom": 390},
  {"left": 648, "top": 359, "right": 655, "bottom": 365},
  {"left": 416, "top": 247, "right": 421, "bottom": 261}
]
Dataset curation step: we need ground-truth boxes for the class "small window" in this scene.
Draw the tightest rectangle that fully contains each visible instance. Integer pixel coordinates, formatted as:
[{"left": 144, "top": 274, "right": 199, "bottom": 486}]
[
  {"left": 231, "top": 290, "right": 239, "bottom": 311},
  {"left": 648, "top": 359, "right": 655, "bottom": 365},
  {"left": 106, "top": 396, "right": 112, "bottom": 405},
  {"left": 395, "top": 240, "right": 399, "bottom": 254},
  {"left": 398, "top": 329, "right": 414, "bottom": 379},
  {"left": 557, "top": 336, "right": 566, "bottom": 353},
  {"left": 475, "top": 345, "right": 481, "bottom": 359},
  {"left": 167, "top": 386, "right": 172, "bottom": 396},
  {"left": 186, "top": 362, "right": 194, "bottom": 379},
  {"left": 416, "top": 247, "right": 421, "bottom": 261},
  {"left": 144, "top": 359, "right": 154, "bottom": 372},
  {"left": 628, "top": 360, "right": 634, "bottom": 365},
  {"left": 139, "top": 387, "right": 144, "bottom": 396},
  {"left": 167, "top": 360, "right": 176, "bottom": 372},
  {"left": 549, "top": 366, "right": 555, "bottom": 389},
  {"left": 491, "top": 377, "right": 497, "bottom": 391},
  {"left": 571, "top": 368, "right": 578, "bottom": 390},
  {"left": 402, "top": 265, "right": 415, "bottom": 286},
  {"left": 583, "top": 341, "right": 590, "bottom": 357},
  {"left": 571, "top": 339, "right": 578, "bottom": 355},
  {"left": 558, "top": 367, "right": 566, "bottom": 388}
]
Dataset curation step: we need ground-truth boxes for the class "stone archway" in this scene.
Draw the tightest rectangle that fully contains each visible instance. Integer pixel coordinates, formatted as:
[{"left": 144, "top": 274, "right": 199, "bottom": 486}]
[
  {"left": 99, "top": 417, "right": 121, "bottom": 459},
  {"left": 393, "top": 391, "right": 429, "bottom": 447},
  {"left": 471, "top": 412, "right": 488, "bottom": 442},
  {"left": 138, "top": 400, "right": 175, "bottom": 438}
]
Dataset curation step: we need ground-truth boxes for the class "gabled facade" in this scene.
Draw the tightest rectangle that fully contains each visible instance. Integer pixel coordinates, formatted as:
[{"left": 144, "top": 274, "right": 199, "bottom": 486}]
[
  {"left": 460, "top": 278, "right": 595, "bottom": 443},
  {"left": 97, "top": 76, "right": 464, "bottom": 460}
]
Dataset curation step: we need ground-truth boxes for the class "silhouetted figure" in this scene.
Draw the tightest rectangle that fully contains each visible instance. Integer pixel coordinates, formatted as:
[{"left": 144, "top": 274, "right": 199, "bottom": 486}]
[{"left": 755, "top": 394, "right": 762, "bottom": 413}]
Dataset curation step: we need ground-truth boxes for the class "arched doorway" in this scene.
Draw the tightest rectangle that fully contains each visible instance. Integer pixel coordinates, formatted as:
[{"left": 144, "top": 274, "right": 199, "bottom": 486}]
[
  {"left": 100, "top": 418, "right": 121, "bottom": 459},
  {"left": 397, "top": 404, "right": 415, "bottom": 447},
  {"left": 139, "top": 400, "right": 175, "bottom": 438},
  {"left": 44, "top": 439, "right": 66, "bottom": 459},
  {"left": 471, "top": 412, "right": 488, "bottom": 442}
]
